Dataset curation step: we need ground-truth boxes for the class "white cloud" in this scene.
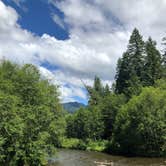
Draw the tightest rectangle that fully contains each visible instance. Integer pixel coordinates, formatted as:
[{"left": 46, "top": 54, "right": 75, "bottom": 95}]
[
  {"left": 52, "top": 14, "right": 65, "bottom": 29},
  {"left": 1, "top": 0, "right": 166, "bottom": 102},
  {"left": 39, "top": 66, "right": 88, "bottom": 103},
  {"left": 94, "top": 0, "right": 166, "bottom": 39},
  {"left": 53, "top": 0, "right": 166, "bottom": 43},
  {"left": 52, "top": 0, "right": 107, "bottom": 30}
]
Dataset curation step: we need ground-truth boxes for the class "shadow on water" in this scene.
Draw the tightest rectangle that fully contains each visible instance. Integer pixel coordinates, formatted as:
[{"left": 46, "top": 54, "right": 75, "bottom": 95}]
[{"left": 48, "top": 149, "right": 166, "bottom": 166}]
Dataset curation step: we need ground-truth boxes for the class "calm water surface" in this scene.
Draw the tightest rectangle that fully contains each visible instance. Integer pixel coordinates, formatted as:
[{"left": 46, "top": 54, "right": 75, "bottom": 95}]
[{"left": 49, "top": 149, "right": 166, "bottom": 166}]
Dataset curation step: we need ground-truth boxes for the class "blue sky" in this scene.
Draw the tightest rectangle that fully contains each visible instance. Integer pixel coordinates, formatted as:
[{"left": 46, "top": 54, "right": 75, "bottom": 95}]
[
  {"left": 0, "top": 0, "right": 166, "bottom": 104},
  {"left": 4, "top": 0, "right": 69, "bottom": 39},
  {"left": 2, "top": 0, "right": 88, "bottom": 104}
]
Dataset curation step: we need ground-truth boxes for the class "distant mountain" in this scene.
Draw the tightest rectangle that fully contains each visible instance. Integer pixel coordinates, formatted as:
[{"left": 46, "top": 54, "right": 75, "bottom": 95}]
[{"left": 62, "top": 102, "right": 85, "bottom": 113}]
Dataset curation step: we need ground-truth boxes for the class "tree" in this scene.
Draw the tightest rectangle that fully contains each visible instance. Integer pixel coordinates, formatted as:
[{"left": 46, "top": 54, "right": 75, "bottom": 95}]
[
  {"left": 111, "top": 87, "right": 166, "bottom": 157},
  {"left": 162, "top": 37, "right": 166, "bottom": 65},
  {"left": 103, "top": 84, "right": 111, "bottom": 96},
  {"left": 101, "top": 94, "right": 126, "bottom": 139},
  {"left": 0, "top": 60, "right": 18, "bottom": 95},
  {"left": 162, "top": 36, "right": 166, "bottom": 77},
  {"left": 143, "top": 38, "right": 163, "bottom": 86},
  {"left": 0, "top": 60, "right": 65, "bottom": 165},
  {"left": 88, "top": 76, "right": 104, "bottom": 106},
  {"left": 66, "top": 107, "right": 104, "bottom": 140},
  {"left": 0, "top": 93, "right": 24, "bottom": 165},
  {"left": 13, "top": 64, "right": 41, "bottom": 106},
  {"left": 115, "top": 28, "right": 145, "bottom": 97}
]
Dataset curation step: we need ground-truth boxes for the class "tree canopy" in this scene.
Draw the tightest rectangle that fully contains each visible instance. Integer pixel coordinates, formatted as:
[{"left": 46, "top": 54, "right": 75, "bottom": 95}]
[
  {"left": 0, "top": 28, "right": 166, "bottom": 162},
  {"left": 64, "top": 29, "right": 166, "bottom": 157},
  {"left": 0, "top": 60, "right": 65, "bottom": 165}
]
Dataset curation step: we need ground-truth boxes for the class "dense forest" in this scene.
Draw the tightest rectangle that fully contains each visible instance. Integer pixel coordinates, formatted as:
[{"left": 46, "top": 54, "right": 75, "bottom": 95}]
[{"left": 0, "top": 28, "right": 166, "bottom": 165}]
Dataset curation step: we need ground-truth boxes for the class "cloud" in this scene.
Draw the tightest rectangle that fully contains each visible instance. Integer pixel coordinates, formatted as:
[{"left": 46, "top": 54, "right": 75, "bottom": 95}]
[
  {"left": 53, "top": 0, "right": 166, "bottom": 43},
  {"left": 10, "top": 0, "right": 27, "bottom": 11},
  {"left": 39, "top": 66, "right": 88, "bottom": 103},
  {"left": 94, "top": 0, "right": 166, "bottom": 39},
  {"left": 52, "top": 14, "right": 65, "bottom": 29},
  {"left": 1, "top": 0, "right": 166, "bottom": 102}
]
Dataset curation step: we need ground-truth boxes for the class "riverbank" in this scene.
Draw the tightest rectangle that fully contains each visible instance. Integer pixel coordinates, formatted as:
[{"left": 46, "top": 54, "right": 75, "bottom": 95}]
[
  {"left": 61, "top": 138, "right": 166, "bottom": 158},
  {"left": 48, "top": 149, "right": 166, "bottom": 166},
  {"left": 61, "top": 138, "right": 108, "bottom": 152}
]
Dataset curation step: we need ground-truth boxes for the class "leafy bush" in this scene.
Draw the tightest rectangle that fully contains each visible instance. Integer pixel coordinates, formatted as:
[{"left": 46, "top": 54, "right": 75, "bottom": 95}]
[
  {"left": 111, "top": 87, "right": 166, "bottom": 157},
  {"left": 0, "top": 60, "right": 65, "bottom": 165}
]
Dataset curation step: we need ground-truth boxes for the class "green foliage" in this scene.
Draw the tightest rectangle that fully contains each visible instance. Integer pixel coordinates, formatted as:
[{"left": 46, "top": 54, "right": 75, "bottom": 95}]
[
  {"left": 62, "top": 138, "right": 87, "bottom": 150},
  {"left": 162, "top": 36, "right": 166, "bottom": 65},
  {"left": 61, "top": 138, "right": 80, "bottom": 149},
  {"left": 0, "top": 60, "right": 65, "bottom": 165},
  {"left": 111, "top": 30, "right": 165, "bottom": 156},
  {"left": 111, "top": 87, "right": 166, "bottom": 157},
  {"left": 0, "top": 93, "right": 24, "bottom": 165},
  {"left": 115, "top": 29, "right": 163, "bottom": 98},
  {"left": 63, "top": 102, "right": 85, "bottom": 113},
  {"left": 88, "top": 76, "right": 108, "bottom": 106},
  {"left": 162, "top": 36, "right": 166, "bottom": 78},
  {"left": 61, "top": 138, "right": 108, "bottom": 152},
  {"left": 143, "top": 38, "right": 163, "bottom": 86},
  {"left": 1, "top": 27, "right": 166, "bottom": 162},
  {"left": 155, "top": 78, "right": 166, "bottom": 90},
  {"left": 61, "top": 138, "right": 87, "bottom": 150},
  {"left": 66, "top": 107, "right": 104, "bottom": 140},
  {"left": 101, "top": 94, "right": 126, "bottom": 139},
  {"left": 115, "top": 28, "right": 145, "bottom": 97},
  {"left": 86, "top": 140, "right": 108, "bottom": 152},
  {"left": 64, "top": 28, "right": 166, "bottom": 157}
]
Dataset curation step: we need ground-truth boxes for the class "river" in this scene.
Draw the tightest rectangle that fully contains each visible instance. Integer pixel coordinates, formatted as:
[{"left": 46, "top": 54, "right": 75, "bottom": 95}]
[{"left": 48, "top": 149, "right": 166, "bottom": 166}]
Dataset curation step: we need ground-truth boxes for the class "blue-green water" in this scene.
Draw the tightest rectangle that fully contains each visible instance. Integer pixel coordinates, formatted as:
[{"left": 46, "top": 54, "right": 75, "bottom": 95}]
[{"left": 49, "top": 149, "right": 166, "bottom": 166}]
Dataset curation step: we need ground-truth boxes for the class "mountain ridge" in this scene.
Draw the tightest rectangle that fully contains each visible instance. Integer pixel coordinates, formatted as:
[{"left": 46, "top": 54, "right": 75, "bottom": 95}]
[{"left": 62, "top": 102, "right": 85, "bottom": 113}]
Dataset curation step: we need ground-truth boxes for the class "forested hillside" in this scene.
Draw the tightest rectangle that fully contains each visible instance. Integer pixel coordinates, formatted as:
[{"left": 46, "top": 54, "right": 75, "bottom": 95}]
[{"left": 63, "top": 102, "right": 85, "bottom": 113}]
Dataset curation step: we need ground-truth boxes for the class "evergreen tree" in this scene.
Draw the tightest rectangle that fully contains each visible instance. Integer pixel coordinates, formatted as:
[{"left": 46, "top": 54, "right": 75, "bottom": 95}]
[
  {"left": 162, "top": 37, "right": 166, "bottom": 65},
  {"left": 104, "top": 84, "right": 111, "bottom": 96},
  {"left": 88, "top": 76, "right": 104, "bottom": 105},
  {"left": 115, "top": 28, "right": 145, "bottom": 97},
  {"left": 143, "top": 38, "right": 162, "bottom": 86},
  {"left": 94, "top": 76, "right": 103, "bottom": 94},
  {"left": 162, "top": 36, "right": 166, "bottom": 77}
]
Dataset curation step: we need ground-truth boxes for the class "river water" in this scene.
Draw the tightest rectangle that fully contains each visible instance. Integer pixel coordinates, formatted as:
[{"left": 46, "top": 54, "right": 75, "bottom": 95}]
[{"left": 48, "top": 149, "right": 166, "bottom": 166}]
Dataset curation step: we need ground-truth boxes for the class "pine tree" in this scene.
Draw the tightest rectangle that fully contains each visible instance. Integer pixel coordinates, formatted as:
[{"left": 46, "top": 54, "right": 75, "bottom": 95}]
[
  {"left": 104, "top": 84, "right": 111, "bottom": 96},
  {"left": 162, "top": 37, "right": 166, "bottom": 65},
  {"left": 162, "top": 36, "right": 166, "bottom": 78},
  {"left": 115, "top": 28, "right": 145, "bottom": 97},
  {"left": 115, "top": 54, "right": 131, "bottom": 94},
  {"left": 143, "top": 38, "right": 162, "bottom": 86},
  {"left": 88, "top": 76, "right": 104, "bottom": 105},
  {"left": 94, "top": 76, "right": 103, "bottom": 95}
]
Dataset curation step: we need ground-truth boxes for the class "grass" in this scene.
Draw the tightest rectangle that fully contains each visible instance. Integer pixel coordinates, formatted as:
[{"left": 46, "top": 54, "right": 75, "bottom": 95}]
[{"left": 61, "top": 138, "right": 108, "bottom": 152}]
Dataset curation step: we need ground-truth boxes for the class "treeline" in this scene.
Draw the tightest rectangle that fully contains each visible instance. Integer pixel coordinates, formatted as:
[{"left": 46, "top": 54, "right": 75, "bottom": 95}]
[
  {"left": 0, "top": 61, "right": 66, "bottom": 165},
  {"left": 65, "top": 28, "right": 166, "bottom": 157}
]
